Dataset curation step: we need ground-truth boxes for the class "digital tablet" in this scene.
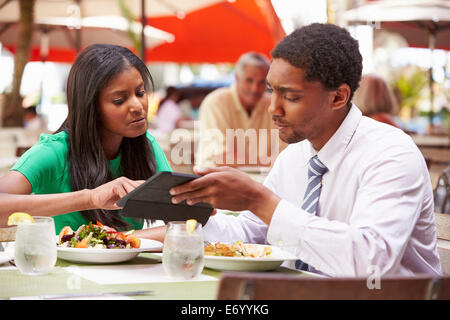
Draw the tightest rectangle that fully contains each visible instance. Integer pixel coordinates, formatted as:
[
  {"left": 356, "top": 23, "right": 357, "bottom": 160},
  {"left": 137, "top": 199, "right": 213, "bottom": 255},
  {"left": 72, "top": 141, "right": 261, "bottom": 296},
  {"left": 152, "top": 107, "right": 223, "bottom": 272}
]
[{"left": 117, "top": 171, "right": 213, "bottom": 225}]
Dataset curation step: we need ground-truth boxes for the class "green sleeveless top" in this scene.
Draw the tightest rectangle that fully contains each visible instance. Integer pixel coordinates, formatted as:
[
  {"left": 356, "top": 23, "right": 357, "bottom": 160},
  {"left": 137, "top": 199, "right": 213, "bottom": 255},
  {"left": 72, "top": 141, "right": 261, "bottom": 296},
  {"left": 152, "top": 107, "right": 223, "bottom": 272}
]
[{"left": 11, "top": 131, "right": 171, "bottom": 233}]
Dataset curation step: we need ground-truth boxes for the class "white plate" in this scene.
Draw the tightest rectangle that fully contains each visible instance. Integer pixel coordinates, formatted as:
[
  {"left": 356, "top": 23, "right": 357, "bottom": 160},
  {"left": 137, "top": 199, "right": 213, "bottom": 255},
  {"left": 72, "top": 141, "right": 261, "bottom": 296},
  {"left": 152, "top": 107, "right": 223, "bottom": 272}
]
[
  {"left": 203, "top": 244, "right": 297, "bottom": 272},
  {"left": 57, "top": 238, "right": 163, "bottom": 264}
]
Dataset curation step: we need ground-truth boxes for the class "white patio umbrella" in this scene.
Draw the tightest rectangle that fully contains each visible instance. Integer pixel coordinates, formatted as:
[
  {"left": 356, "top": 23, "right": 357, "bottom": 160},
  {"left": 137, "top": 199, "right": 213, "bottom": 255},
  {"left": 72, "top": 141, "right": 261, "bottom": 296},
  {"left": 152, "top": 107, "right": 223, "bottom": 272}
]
[
  {"left": 0, "top": 0, "right": 226, "bottom": 60},
  {"left": 0, "top": 15, "right": 175, "bottom": 60},
  {"left": 343, "top": 0, "right": 450, "bottom": 49},
  {"left": 0, "top": 0, "right": 226, "bottom": 21},
  {"left": 343, "top": 0, "right": 450, "bottom": 112}
]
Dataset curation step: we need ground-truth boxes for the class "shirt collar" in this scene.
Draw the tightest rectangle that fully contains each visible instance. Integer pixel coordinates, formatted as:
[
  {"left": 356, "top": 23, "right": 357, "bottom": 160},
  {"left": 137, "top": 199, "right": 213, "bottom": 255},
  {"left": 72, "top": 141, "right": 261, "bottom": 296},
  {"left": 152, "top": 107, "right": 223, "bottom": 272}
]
[
  {"left": 230, "top": 85, "right": 268, "bottom": 117},
  {"left": 317, "top": 104, "right": 362, "bottom": 172},
  {"left": 230, "top": 85, "right": 246, "bottom": 114}
]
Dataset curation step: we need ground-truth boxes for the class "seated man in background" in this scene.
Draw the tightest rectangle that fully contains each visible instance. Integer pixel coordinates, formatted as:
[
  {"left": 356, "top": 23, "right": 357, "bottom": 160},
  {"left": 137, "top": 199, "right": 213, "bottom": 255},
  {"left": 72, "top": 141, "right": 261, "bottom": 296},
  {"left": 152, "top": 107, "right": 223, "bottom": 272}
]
[{"left": 196, "top": 52, "right": 287, "bottom": 168}]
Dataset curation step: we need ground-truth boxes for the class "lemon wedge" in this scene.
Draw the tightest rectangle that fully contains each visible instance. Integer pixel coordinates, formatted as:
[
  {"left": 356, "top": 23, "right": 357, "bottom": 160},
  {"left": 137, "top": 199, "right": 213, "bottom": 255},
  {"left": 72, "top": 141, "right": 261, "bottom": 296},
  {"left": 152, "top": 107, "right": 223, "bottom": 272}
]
[
  {"left": 186, "top": 219, "right": 197, "bottom": 234},
  {"left": 7, "top": 212, "right": 34, "bottom": 226}
]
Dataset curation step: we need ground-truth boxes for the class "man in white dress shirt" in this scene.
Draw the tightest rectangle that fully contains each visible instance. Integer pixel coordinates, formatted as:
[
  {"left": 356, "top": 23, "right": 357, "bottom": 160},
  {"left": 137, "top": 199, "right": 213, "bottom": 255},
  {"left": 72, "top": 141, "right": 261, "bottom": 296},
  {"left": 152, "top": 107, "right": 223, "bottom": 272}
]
[{"left": 146, "top": 23, "right": 441, "bottom": 277}]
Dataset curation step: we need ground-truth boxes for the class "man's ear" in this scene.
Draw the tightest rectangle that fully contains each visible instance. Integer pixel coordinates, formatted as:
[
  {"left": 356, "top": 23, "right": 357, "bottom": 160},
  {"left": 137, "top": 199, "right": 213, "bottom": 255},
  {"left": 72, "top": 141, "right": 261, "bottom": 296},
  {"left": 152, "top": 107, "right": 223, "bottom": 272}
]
[{"left": 330, "top": 83, "right": 351, "bottom": 110}]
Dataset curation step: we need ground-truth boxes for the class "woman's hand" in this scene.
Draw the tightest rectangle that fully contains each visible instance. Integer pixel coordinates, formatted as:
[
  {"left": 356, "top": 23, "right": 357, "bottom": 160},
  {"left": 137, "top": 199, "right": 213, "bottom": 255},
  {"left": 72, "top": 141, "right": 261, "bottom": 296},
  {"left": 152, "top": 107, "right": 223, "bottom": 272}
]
[
  {"left": 89, "top": 177, "right": 144, "bottom": 210},
  {"left": 169, "top": 166, "right": 280, "bottom": 224}
]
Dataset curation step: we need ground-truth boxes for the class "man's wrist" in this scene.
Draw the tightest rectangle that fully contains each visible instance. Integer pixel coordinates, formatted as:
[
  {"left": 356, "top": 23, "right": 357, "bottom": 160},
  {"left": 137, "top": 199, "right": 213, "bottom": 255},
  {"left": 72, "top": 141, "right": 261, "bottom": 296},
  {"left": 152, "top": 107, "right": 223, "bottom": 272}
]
[{"left": 249, "top": 184, "right": 280, "bottom": 225}]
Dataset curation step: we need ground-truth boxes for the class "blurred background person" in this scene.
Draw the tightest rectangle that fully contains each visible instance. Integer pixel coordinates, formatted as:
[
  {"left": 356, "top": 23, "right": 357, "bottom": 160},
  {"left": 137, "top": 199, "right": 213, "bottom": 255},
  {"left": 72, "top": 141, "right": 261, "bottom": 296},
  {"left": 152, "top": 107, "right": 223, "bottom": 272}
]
[
  {"left": 352, "top": 73, "right": 401, "bottom": 128},
  {"left": 155, "top": 86, "right": 191, "bottom": 133},
  {"left": 178, "top": 92, "right": 205, "bottom": 121},
  {"left": 23, "top": 106, "right": 47, "bottom": 132},
  {"left": 196, "top": 52, "right": 287, "bottom": 168}
]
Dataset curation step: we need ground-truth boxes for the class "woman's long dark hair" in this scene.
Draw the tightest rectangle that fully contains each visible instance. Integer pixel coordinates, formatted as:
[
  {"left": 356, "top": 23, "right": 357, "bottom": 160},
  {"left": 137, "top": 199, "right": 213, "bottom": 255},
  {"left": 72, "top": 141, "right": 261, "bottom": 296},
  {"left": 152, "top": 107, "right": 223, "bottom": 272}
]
[{"left": 57, "top": 44, "right": 157, "bottom": 230}]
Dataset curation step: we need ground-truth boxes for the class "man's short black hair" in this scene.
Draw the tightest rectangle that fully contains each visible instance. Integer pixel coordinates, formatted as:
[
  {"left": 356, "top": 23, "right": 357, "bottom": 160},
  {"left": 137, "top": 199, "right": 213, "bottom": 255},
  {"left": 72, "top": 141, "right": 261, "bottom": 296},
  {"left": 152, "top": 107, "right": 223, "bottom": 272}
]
[{"left": 271, "top": 23, "right": 363, "bottom": 105}]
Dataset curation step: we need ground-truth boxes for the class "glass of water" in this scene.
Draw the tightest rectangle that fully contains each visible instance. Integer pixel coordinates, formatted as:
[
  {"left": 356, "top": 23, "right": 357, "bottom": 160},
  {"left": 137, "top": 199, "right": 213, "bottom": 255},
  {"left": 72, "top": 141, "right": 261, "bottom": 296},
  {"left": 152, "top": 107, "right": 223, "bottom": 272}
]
[
  {"left": 14, "top": 216, "right": 57, "bottom": 276},
  {"left": 162, "top": 221, "right": 204, "bottom": 280}
]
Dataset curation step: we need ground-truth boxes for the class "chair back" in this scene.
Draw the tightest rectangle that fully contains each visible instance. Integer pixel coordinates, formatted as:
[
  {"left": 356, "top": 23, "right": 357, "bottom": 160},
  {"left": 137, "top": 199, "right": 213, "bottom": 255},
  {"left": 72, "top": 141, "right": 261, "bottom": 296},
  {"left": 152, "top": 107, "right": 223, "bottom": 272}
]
[
  {"left": 433, "top": 166, "right": 450, "bottom": 214},
  {"left": 435, "top": 212, "right": 450, "bottom": 241},
  {"left": 216, "top": 272, "right": 450, "bottom": 300},
  {"left": 435, "top": 212, "right": 450, "bottom": 275}
]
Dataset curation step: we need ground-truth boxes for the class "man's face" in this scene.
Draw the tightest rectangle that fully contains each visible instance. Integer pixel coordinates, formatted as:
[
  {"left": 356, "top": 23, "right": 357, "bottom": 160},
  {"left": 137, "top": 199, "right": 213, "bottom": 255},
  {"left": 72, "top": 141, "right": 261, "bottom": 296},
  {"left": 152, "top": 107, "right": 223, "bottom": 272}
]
[
  {"left": 235, "top": 64, "right": 268, "bottom": 110},
  {"left": 266, "top": 58, "right": 336, "bottom": 147}
]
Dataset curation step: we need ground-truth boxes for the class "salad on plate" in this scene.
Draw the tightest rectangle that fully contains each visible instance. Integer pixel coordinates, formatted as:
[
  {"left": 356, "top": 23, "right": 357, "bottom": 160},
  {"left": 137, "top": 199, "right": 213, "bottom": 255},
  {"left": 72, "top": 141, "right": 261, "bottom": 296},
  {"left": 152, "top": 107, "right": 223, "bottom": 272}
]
[{"left": 57, "top": 221, "right": 141, "bottom": 249}]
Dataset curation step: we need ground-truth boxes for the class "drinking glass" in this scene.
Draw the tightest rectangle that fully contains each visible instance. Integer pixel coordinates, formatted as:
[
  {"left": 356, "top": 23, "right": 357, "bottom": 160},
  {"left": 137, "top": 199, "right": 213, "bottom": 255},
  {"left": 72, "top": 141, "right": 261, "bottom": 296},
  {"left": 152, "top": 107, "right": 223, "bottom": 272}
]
[
  {"left": 162, "top": 221, "right": 204, "bottom": 280},
  {"left": 14, "top": 216, "right": 57, "bottom": 276}
]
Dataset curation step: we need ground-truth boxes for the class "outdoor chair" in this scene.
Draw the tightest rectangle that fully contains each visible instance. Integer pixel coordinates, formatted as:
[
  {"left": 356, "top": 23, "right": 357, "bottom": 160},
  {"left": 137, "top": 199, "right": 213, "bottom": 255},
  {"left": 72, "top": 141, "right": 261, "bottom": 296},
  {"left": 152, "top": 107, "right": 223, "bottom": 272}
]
[
  {"left": 433, "top": 166, "right": 450, "bottom": 214},
  {"left": 216, "top": 272, "right": 450, "bottom": 300},
  {"left": 435, "top": 212, "right": 450, "bottom": 275}
]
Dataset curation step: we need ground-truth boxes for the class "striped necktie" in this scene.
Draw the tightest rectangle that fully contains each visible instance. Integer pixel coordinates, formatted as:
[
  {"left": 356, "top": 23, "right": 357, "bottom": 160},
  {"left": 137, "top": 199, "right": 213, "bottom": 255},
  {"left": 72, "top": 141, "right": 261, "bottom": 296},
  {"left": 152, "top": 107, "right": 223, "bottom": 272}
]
[
  {"left": 295, "top": 155, "right": 328, "bottom": 270},
  {"left": 301, "top": 155, "right": 328, "bottom": 213}
]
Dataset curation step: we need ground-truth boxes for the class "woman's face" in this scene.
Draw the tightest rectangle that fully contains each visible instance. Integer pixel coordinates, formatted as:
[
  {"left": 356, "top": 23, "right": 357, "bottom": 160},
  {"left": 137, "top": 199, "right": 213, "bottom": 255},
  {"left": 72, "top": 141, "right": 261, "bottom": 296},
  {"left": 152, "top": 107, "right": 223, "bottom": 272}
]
[{"left": 97, "top": 66, "right": 148, "bottom": 142}]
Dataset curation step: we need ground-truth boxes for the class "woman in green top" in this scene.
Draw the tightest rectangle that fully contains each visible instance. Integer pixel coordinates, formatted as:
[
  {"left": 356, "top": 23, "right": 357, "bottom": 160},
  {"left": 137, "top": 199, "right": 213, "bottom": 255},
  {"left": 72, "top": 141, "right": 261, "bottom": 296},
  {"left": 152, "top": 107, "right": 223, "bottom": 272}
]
[{"left": 0, "top": 44, "right": 171, "bottom": 233}]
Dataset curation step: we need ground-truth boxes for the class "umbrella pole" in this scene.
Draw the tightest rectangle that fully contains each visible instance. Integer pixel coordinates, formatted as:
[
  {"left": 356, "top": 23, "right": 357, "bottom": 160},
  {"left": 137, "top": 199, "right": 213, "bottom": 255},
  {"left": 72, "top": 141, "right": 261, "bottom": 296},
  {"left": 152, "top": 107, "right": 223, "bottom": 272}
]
[
  {"left": 75, "top": 0, "right": 81, "bottom": 53},
  {"left": 427, "top": 28, "right": 436, "bottom": 129},
  {"left": 38, "top": 29, "right": 49, "bottom": 115},
  {"left": 140, "top": 0, "right": 146, "bottom": 62},
  {"left": 75, "top": 27, "right": 81, "bottom": 53}
]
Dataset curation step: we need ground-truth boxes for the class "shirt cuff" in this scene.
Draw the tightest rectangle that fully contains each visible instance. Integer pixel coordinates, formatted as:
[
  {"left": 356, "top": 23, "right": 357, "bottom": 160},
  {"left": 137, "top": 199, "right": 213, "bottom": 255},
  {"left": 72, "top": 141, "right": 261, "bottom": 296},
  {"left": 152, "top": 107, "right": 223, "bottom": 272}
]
[{"left": 267, "top": 199, "right": 312, "bottom": 250}]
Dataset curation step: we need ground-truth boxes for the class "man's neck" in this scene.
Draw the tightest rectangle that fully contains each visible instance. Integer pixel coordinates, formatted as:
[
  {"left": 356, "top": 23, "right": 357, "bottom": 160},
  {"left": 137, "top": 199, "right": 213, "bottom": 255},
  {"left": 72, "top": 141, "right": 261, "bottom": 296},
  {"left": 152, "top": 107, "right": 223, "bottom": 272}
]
[
  {"left": 240, "top": 101, "right": 255, "bottom": 117},
  {"left": 310, "top": 106, "right": 351, "bottom": 150}
]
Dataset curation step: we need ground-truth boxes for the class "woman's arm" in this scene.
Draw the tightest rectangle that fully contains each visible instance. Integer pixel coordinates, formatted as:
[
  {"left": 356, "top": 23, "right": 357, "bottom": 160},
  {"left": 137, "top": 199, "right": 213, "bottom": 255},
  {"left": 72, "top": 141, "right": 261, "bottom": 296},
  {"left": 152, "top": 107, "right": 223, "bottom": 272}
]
[
  {"left": 0, "top": 190, "right": 91, "bottom": 227},
  {"left": 0, "top": 171, "right": 143, "bottom": 227},
  {"left": 134, "top": 225, "right": 167, "bottom": 243}
]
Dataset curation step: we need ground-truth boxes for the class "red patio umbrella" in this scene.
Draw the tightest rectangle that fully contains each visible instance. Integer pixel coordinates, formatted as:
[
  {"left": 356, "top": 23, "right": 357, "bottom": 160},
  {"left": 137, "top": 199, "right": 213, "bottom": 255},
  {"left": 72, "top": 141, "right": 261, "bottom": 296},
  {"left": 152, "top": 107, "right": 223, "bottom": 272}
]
[{"left": 145, "top": 0, "right": 285, "bottom": 63}]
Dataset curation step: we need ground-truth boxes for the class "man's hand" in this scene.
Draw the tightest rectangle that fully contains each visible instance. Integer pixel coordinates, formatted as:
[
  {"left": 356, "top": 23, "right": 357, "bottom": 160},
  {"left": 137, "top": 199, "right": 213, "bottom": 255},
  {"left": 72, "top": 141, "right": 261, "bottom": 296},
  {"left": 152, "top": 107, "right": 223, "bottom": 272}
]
[
  {"left": 89, "top": 177, "right": 144, "bottom": 210},
  {"left": 169, "top": 166, "right": 280, "bottom": 224}
]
